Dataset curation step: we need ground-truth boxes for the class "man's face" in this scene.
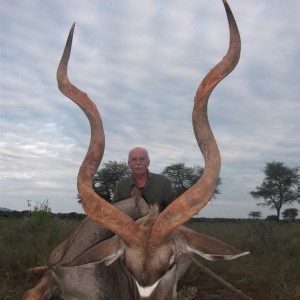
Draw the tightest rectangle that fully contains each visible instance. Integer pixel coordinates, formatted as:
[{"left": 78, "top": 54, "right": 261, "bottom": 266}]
[{"left": 128, "top": 148, "right": 150, "bottom": 176}]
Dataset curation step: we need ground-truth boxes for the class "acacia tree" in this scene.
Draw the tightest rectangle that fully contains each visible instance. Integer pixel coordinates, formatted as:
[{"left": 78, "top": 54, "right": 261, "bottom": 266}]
[
  {"left": 248, "top": 211, "right": 262, "bottom": 219},
  {"left": 93, "top": 160, "right": 131, "bottom": 201},
  {"left": 250, "top": 161, "right": 300, "bottom": 221},
  {"left": 282, "top": 208, "right": 298, "bottom": 222},
  {"left": 161, "top": 162, "right": 221, "bottom": 198}
]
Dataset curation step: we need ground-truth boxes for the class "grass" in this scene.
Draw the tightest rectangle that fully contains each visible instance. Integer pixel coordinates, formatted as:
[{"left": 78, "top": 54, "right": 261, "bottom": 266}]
[
  {"left": 0, "top": 216, "right": 78, "bottom": 300},
  {"left": 183, "top": 219, "right": 300, "bottom": 299},
  {"left": 1, "top": 216, "right": 299, "bottom": 300}
]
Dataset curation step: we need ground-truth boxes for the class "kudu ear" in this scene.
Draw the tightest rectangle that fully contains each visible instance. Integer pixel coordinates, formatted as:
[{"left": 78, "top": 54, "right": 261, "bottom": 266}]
[
  {"left": 182, "top": 227, "right": 249, "bottom": 261},
  {"left": 49, "top": 197, "right": 149, "bottom": 266},
  {"left": 65, "top": 235, "right": 125, "bottom": 267}
]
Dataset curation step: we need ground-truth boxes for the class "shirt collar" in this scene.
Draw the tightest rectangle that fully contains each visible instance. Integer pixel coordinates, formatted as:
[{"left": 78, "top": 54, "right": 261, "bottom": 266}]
[{"left": 130, "top": 171, "right": 153, "bottom": 188}]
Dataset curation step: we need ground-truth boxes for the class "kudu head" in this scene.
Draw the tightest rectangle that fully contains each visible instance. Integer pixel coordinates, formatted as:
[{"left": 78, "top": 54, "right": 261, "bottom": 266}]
[{"left": 22, "top": 1, "right": 250, "bottom": 299}]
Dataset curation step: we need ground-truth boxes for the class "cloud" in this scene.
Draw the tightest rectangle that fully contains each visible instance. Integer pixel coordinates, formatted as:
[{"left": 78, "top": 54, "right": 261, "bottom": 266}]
[{"left": 1, "top": 0, "right": 299, "bottom": 218}]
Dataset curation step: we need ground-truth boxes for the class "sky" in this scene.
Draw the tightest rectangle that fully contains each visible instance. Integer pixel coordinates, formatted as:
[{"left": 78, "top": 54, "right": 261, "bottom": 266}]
[{"left": 1, "top": 0, "right": 299, "bottom": 219}]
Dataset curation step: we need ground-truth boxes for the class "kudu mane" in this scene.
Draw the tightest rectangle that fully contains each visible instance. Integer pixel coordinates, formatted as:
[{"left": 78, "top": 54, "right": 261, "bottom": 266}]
[{"left": 21, "top": 1, "right": 252, "bottom": 299}]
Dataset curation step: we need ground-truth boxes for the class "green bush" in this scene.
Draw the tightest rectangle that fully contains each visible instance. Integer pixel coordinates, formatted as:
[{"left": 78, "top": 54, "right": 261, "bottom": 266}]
[{"left": 27, "top": 200, "right": 51, "bottom": 234}]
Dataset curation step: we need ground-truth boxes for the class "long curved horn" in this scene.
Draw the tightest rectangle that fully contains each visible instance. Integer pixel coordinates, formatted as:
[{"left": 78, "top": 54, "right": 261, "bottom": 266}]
[
  {"left": 151, "top": 0, "right": 241, "bottom": 242},
  {"left": 57, "top": 23, "right": 142, "bottom": 245}
]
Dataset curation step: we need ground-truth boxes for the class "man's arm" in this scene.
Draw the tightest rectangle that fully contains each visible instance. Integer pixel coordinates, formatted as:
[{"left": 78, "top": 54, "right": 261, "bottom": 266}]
[{"left": 112, "top": 178, "right": 133, "bottom": 203}]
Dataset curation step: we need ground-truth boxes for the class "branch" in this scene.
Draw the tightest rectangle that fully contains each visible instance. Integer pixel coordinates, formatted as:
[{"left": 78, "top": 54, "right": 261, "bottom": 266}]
[{"left": 179, "top": 253, "right": 253, "bottom": 300}]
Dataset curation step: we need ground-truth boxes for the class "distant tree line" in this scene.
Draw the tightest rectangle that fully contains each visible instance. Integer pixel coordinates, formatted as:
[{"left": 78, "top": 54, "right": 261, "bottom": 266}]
[
  {"left": 0, "top": 210, "right": 86, "bottom": 220},
  {"left": 93, "top": 161, "right": 300, "bottom": 220},
  {"left": 90, "top": 160, "right": 299, "bottom": 221},
  {"left": 5, "top": 161, "right": 298, "bottom": 221}
]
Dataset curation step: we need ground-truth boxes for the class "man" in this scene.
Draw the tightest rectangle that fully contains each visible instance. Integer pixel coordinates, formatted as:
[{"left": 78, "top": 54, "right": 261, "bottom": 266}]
[{"left": 112, "top": 147, "right": 175, "bottom": 211}]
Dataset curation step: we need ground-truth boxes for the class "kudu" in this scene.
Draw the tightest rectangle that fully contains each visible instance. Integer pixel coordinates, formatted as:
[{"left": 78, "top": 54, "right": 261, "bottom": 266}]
[{"left": 22, "top": 1, "right": 251, "bottom": 299}]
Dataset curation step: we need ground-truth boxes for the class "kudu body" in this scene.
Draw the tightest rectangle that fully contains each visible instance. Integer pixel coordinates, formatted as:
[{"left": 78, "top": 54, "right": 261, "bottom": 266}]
[{"left": 22, "top": 1, "right": 250, "bottom": 299}]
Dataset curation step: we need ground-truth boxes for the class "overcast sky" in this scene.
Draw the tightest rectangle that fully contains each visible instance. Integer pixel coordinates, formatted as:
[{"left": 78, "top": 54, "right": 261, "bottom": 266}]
[{"left": 1, "top": 0, "right": 299, "bottom": 218}]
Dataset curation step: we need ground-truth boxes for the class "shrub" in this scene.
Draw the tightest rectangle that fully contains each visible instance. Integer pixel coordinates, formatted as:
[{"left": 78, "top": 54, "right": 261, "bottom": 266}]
[{"left": 27, "top": 200, "right": 51, "bottom": 234}]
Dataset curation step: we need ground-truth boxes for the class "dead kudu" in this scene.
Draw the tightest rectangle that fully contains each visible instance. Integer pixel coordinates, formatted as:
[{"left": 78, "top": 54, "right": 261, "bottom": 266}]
[{"left": 22, "top": 1, "right": 251, "bottom": 299}]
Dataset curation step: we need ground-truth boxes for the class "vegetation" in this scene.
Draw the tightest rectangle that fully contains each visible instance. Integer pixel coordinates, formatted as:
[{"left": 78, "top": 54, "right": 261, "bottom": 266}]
[
  {"left": 93, "top": 160, "right": 131, "bottom": 201},
  {"left": 282, "top": 208, "right": 299, "bottom": 222},
  {"left": 248, "top": 211, "right": 262, "bottom": 219},
  {"left": 26, "top": 200, "right": 51, "bottom": 234},
  {"left": 0, "top": 213, "right": 79, "bottom": 299},
  {"left": 161, "top": 162, "right": 221, "bottom": 198},
  {"left": 1, "top": 160, "right": 299, "bottom": 299},
  {"left": 250, "top": 161, "right": 300, "bottom": 221},
  {"left": 1, "top": 212, "right": 299, "bottom": 300}
]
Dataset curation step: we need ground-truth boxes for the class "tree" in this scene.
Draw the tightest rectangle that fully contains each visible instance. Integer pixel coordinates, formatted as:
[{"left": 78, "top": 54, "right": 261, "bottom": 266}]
[
  {"left": 250, "top": 161, "right": 300, "bottom": 221},
  {"left": 248, "top": 211, "right": 262, "bottom": 219},
  {"left": 282, "top": 208, "right": 298, "bottom": 222},
  {"left": 266, "top": 215, "right": 278, "bottom": 221},
  {"left": 93, "top": 160, "right": 131, "bottom": 201},
  {"left": 161, "top": 162, "right": 221, "bottom": 198}
]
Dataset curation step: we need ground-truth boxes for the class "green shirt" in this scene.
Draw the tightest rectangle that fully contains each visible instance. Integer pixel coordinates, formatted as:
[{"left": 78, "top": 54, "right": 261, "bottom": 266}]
[{"left": 112, "top": 172, "right": 175, "bottom": 211}]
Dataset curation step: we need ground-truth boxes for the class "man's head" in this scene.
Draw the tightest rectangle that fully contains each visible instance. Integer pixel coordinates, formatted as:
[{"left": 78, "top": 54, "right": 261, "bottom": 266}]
[{"left": 128, "top": 147, "right": 150, "bottom": 176}]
